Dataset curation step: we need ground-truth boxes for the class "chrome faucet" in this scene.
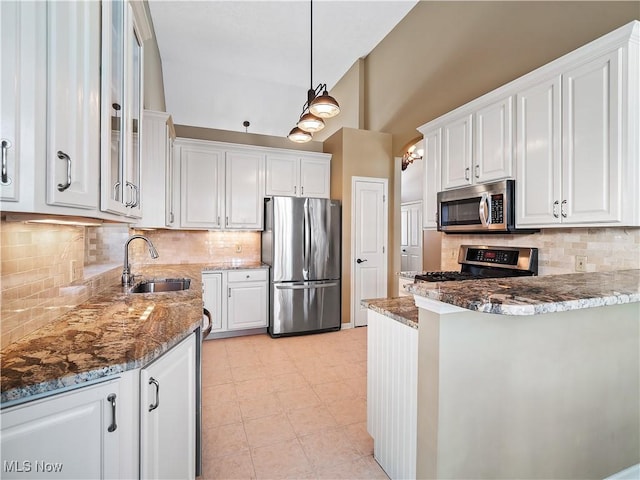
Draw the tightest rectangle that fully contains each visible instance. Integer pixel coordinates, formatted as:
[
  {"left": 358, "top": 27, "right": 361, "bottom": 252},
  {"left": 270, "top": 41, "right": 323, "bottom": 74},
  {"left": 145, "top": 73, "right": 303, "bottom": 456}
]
[{"left": 122, "top": 235, "right": 159, "bottom": 286}]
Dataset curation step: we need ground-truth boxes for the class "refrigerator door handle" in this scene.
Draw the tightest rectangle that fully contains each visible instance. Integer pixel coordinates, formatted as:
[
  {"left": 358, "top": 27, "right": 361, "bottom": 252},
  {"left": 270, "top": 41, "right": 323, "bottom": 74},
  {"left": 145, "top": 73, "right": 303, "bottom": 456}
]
[
  {"left": 275, "top": 282, "right": 339, "bottom": 290},
  {"left": 303, "top": 200, "right": 311, "bottom": 279}
]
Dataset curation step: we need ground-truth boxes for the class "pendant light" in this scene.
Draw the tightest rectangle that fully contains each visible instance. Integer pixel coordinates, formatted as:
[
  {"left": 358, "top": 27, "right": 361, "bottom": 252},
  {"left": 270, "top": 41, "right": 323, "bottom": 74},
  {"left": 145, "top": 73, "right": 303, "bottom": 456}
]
[
  {"left": 287, "top": 0, "right": 340, "bottom": 143},
  {"left": 288, "top": 126, "right": 313, "bottom": 143}
]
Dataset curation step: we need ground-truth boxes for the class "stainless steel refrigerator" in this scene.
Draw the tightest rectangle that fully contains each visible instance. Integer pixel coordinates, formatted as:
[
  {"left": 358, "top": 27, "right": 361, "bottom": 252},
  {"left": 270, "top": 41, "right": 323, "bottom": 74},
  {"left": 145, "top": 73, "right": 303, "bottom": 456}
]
[{"left": 262, "top": 196, "right": 341, "bottom": 337}]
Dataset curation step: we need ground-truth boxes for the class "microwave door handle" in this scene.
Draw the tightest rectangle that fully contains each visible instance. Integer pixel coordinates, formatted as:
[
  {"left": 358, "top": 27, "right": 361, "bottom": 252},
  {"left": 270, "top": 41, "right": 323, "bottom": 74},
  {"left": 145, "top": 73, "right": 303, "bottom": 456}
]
[{"left": 479, "top": 193, "right": 491, "bottom": 227}]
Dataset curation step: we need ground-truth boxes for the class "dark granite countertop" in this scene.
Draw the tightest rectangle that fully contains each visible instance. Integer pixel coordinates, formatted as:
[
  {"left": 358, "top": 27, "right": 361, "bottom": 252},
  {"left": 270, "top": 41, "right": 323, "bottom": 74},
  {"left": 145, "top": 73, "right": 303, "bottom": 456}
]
[
  {"left": 361, "top": 297, "right": 418, "bottom": 329},
  {"left": 1, "top": 264, "right": 208, "bottom": 405},
  {"left": 406, "top": 269, "right": 640, "bottom": 315}
]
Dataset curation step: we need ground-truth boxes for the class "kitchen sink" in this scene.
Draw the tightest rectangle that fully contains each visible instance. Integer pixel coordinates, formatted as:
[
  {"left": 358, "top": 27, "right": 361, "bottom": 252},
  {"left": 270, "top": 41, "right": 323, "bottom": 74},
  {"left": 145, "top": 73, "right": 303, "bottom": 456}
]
[{"left": 129, "top": 278, "right": 191, "bottom": 293}]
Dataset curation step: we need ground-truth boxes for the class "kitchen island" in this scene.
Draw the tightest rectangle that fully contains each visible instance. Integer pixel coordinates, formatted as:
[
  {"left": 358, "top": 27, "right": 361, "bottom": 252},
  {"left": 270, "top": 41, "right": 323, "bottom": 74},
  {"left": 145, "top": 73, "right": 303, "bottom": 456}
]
[{"left": 365, "top": 269, "right": 640, "bottom": 480}]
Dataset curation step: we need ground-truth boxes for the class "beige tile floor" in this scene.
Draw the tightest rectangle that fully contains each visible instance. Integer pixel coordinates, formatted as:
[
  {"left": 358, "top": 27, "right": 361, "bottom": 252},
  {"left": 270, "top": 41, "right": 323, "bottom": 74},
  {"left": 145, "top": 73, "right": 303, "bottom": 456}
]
[{"left": 199, "top": 327, "right": 389, "bottom": 480}]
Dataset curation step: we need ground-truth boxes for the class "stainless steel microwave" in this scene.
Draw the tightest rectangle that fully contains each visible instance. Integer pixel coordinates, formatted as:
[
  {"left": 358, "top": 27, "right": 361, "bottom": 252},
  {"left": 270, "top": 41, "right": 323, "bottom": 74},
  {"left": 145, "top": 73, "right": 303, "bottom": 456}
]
[{"left": 437, "top": 180, "right": 536, "bottom": 234}]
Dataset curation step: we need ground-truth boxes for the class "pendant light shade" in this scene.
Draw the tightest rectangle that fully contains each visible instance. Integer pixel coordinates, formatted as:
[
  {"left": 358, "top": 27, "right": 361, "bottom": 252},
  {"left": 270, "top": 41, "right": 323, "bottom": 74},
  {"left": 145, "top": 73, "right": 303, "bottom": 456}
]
[
  {"left": 288, "top": 126, "right": 313, "bottom": 143},
  {"left": 297, "top": 112, "right": 325, "bottom": 133},
  {"left": 309, "top": 90, "right": 340, "bottom": 118}
]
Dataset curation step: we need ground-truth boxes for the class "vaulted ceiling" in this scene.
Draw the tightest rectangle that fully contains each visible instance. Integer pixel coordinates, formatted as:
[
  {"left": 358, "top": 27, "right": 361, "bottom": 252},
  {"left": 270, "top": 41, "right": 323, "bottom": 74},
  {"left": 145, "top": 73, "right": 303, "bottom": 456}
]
[{"left": 148, "top": 0, "right": 418, "bottom": 138}]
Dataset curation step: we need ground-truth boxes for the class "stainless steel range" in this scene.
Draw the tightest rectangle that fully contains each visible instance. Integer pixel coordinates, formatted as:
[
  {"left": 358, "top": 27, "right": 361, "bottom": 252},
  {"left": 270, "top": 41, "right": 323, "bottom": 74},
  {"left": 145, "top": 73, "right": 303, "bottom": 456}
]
[{"left": 415, "top": 245, "right": 538, "bottom": 282}]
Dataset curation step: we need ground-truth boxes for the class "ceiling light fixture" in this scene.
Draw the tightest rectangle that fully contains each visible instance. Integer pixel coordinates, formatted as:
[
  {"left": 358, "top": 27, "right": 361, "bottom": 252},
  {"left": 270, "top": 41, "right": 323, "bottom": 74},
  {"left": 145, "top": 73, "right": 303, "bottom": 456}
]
[
  {"left": 401, "top": 143, "right": 424, "bottom": 171},
  {"left": 287, "top": 0, "right": 340, "bottom": 143}
]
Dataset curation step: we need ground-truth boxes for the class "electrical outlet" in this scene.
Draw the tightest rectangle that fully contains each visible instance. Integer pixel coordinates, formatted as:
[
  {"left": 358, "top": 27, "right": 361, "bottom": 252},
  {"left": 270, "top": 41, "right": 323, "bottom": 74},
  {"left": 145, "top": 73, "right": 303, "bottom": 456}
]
[
  {"left": 575, "top": 255, "right": 587, "bottom": 272},
  {"left": 235, "top": 244, "right": 242, "bottom": 253},
  {"left": 70, "top": 260, "right": 80, "bottom": 282}
]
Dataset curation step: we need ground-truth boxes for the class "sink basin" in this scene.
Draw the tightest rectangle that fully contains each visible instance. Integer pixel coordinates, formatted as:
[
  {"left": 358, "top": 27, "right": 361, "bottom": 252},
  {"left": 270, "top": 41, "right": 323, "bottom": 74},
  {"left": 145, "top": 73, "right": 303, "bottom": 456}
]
[{"left": 129, "top": 278, "right": 191, "bottom": 293}]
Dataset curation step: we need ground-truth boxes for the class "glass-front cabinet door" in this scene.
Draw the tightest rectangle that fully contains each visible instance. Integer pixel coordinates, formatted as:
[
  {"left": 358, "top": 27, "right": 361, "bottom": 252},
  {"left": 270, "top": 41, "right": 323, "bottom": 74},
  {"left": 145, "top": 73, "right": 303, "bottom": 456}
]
[{"left": 101, "top": 0, "right": 143, "bottom": 218}]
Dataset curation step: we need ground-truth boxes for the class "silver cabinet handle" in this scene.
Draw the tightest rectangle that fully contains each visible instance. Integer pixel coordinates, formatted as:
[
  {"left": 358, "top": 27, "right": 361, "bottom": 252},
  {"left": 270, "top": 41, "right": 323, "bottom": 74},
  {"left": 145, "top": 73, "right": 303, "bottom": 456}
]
[
  {"left": 131, "top": 184, "right": 139, "bottom": 207},
  {"left": 228, "top": 287, "right": 231, "bottom": 298},
  {"left": 1, "top": 139, "right": 12, "bottom": 186},
  {"left": 301, "top": 186, "right": 304, "bottom": 195},
  {"left": 113, "top": 181, "right": 121, "bottom": 200},
  {"left": 553, "top": 200, "right": 559, "bottom": 218},
  {"left": 217, "top": 216, "right": 220, "bottom": 225},
  {"left": 294, "top": 186, "right": 297, "bottom": 195},
  {"left": 57, "top": 151, "right": 72, "bottom": 192},
  {"left": 107, "top": 393, "right": 117, "bottom": 432},
  {"left": 169, "top": 212, "right": 174, "bottom": 223},
  {"left": 464, "top": 167, "right": 470, "bottom": 181},
  {"left": 561, "top": 200, "right": 568, "bottom": 218},
  {"left": 226, "top": 216, "right": 229, "bottom": 226},
  {"left": 474, "top": 164, "right": 480, "bottom": 178},
  {"left": 148, "top": 377, "right": 160, "bottom": 412},
  {"left": 125, "top": 182, "right": 139, "bottom": 207}
]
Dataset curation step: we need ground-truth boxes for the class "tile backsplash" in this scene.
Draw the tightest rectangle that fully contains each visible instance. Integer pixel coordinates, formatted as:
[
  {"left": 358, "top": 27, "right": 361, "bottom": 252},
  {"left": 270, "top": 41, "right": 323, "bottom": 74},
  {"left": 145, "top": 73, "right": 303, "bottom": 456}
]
[
  {"left": 1, "top": 220, "right": 261, "bottom": 348},
  {"left": 127, "top": 229, "right": 261, "bottom": 266},
  {"left": 441, "top": 227, "right": 640, "bottom": 275},
  {"left": 1, "top": 220, "right": 108, "bottom": 348}
]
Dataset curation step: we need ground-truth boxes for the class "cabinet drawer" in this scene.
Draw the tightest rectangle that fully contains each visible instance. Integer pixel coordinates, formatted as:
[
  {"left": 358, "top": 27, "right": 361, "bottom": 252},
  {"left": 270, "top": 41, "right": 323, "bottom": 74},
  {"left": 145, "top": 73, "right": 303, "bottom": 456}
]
[{"left": 227, "top": 269, "right": 268, "bottom": 283}]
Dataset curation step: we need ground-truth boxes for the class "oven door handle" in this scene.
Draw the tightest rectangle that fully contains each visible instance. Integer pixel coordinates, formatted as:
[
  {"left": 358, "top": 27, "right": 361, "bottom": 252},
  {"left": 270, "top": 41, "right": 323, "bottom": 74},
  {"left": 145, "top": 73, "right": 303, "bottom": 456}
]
[{"left": 479, "top": 192, "right": 491, "bottom": 227}]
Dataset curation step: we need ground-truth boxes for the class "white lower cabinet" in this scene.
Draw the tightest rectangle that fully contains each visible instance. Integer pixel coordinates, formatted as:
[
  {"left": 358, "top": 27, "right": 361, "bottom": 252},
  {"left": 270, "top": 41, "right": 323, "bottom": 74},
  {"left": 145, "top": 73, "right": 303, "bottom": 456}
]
[
  {"left": 140, "top": 334, "right": 196, "bottom": 480},
  {"left": 227, "top": 270, "right": 269, "bottom": 330},
  {"left": 0, "top": 333, "right": 197, "bottom": 480},
  {"left": 203, "top": 269, "right": 268, "bottom": 337},
  {"left": 1, "top": 379, "right": 122, "bottom": 479}
]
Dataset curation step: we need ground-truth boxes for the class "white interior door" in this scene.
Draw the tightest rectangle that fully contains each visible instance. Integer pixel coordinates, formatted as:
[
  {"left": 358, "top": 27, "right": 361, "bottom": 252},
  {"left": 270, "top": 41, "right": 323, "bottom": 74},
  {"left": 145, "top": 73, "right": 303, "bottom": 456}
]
[
  {"left": 352, "top": 177, "right": 388, "bottom": 327},
  {"left": 401, "top": 201, "right": 423, "bottom": 271}
]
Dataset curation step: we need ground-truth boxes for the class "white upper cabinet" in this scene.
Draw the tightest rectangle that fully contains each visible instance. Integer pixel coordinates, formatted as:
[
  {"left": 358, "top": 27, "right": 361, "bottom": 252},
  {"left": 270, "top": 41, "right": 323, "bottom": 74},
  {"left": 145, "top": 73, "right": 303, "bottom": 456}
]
[
  {"left": 175, "top": 139, "right": 329, "bottom": 230},
  {"left": 516, "top": 21, "right": 639, "bottom": 227},
  {"left": 179, "top": 141, "right": 225, "bottom": 229},
  {"left": 515, "top": 76, "right": 562, "bottom": 226},
  {"left": 0, "top": 1, "right": 21, "bottom": 203},
  {"left": 475, "top": 96, "right": 514, "bottom": 183},
  {"left": 441, "top": 112, "right": 473, "bottom": 189},
  {"left": 265, "top": 154, "right": 299, "bottom": 197},
  {"left": 561, "top": 51, "right": 621, "bottom": 224},
  {"left": 46, "top": 0, "right": 101, "bottom": 210},
  {"left": 299, "top": 157, "right": 331, "bottom": 198},
  {"left": 100, "top": 0, "right": 144, "bottom": 218},
  {"left": 418, "top": 127, "right": 441, "bottom": 229},
  {"left": 176, "top": 139, "right": 264, "bottom": 230},
  {"left": 225, "top": 150, "right": 265, "bottom": 229},
  {"left": 440, "top": 96, "right": 514, "bottom": 191},
  {"left": 135, "top": 110, "right": 176, "bottom": 229},
  {"left": 265, "top": 153, "right": 331, "bottom": 198}
]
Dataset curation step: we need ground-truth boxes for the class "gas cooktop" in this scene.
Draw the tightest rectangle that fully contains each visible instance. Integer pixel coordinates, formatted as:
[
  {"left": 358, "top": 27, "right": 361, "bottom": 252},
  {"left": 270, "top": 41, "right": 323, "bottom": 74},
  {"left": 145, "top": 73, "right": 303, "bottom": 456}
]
[{"left": 415, "top": 245, "right": 538, "bottom": 283}]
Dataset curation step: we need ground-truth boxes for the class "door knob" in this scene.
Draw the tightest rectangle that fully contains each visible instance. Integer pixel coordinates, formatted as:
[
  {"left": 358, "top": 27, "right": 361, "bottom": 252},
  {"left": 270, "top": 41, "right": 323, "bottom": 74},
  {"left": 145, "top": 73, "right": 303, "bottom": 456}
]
[{"left": 356, "top": 258, "right": 367, "bottom": 264}]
